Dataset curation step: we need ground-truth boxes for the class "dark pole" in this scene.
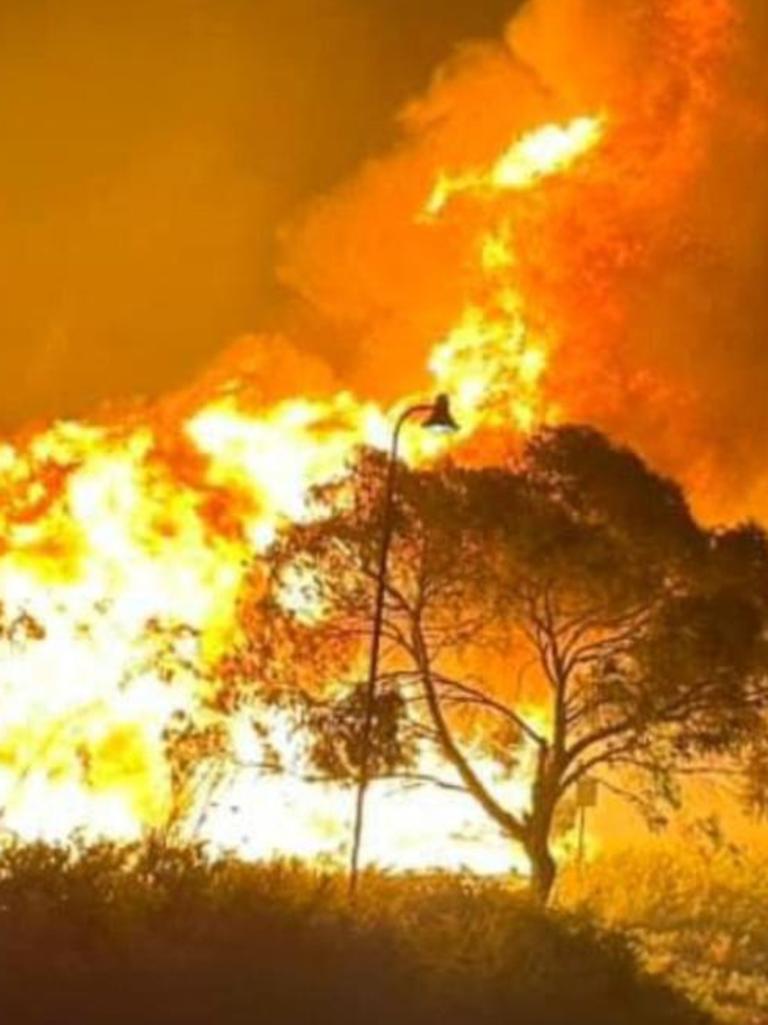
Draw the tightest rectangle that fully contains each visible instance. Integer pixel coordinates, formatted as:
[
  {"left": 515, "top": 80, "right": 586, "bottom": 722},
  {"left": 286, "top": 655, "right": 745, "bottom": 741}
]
[
  {"left": 348, "top": 403, "right": 433, "bottom": 900},
  {"left": 578, "top": 804, "right": 587, "bottom": 868}
]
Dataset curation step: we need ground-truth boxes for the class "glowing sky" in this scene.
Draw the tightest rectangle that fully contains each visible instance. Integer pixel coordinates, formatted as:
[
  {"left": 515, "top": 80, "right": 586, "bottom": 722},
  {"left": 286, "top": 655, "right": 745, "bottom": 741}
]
[{"left": 0, "top": 0, "right": 517, "bottom": 428}]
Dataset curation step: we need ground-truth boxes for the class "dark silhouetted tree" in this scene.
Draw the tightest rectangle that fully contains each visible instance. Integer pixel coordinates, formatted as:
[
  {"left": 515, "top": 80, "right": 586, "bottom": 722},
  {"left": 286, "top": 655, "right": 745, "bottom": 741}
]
[{"left": 238, "top": 427, "right": 768, "bottom": 903}]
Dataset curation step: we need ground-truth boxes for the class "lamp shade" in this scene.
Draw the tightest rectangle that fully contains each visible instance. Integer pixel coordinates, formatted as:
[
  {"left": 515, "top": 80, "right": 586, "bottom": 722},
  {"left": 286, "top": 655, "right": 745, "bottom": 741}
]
[{"left": 422, "top": 394, "right": 460, "bottom": 434}]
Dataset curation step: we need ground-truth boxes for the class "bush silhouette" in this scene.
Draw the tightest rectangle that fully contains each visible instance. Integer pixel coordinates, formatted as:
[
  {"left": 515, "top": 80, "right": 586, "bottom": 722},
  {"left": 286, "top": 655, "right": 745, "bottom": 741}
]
[{"left": 0, "top": 841, "right": 709, "bottom": 1025}]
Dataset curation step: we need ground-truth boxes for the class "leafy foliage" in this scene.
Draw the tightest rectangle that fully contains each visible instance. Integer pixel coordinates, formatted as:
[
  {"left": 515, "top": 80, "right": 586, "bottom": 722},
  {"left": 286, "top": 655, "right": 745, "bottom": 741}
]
[
  {"left": 239, "top": 426, "right": 768, "bottom": 901},
  {"left": 305, "top": 683, "right": 416, "bottom": 781}
]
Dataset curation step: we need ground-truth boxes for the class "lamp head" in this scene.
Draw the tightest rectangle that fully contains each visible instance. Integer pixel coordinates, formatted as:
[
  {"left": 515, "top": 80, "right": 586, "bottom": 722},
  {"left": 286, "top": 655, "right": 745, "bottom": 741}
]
[{"left": 422, "top": 394, "right": 459, "bottom": 434}]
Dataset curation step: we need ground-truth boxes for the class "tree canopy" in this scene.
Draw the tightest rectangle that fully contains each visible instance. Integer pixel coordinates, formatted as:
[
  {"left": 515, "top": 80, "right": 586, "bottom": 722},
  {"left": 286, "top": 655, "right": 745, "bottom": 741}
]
[{"left": 236, "top": 426, "right": 768, "bottom": 901}]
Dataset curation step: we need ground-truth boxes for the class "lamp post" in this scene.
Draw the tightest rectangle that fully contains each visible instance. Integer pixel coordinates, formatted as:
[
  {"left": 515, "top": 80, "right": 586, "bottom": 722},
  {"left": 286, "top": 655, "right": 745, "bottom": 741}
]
[{"left": 348, "top": 394, "right": 459, "bottom": 900}]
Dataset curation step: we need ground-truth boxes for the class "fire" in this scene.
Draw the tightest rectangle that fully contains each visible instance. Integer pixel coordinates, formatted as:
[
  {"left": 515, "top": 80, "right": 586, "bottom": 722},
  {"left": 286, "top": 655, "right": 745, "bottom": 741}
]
[
  {"left": 186, "top": 395, "right": 389, "bottom": 549},
  {"left": 0, "top": 0, "right": 743, "bottom": 871},
  {"left": 424, "top": 116, "right": 605, "bottom": 437},
  {"left": 423, "top": 116, "right": 605, "bottom": 217},
  {"left": 203, "top": 708, "right": 540, "bottom": 875}
]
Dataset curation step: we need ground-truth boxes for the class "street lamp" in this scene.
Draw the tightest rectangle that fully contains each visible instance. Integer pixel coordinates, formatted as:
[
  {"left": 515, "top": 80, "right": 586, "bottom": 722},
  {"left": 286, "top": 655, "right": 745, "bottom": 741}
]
[{"left": 348, "top": 394, "right": 459, "bottom": 899}]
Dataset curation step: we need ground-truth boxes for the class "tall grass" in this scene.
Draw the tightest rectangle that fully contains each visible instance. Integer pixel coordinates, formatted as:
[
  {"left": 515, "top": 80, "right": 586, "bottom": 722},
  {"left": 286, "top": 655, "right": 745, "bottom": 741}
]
[
  {"left": 560, "top": 842, "right": 768, "bottom": 1023},
  {"left": 0, "top": 840, "right": 706, "bottom": 1025}
]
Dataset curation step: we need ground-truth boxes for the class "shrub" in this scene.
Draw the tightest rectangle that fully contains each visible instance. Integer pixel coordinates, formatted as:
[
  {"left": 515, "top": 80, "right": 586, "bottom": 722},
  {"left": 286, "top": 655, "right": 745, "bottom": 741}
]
[
  {"left": 560, "top": 842, "right": 768, "bottom": 1023},
  {"left": 0, "top": 841, "right": 708, "bottom": 1025}
]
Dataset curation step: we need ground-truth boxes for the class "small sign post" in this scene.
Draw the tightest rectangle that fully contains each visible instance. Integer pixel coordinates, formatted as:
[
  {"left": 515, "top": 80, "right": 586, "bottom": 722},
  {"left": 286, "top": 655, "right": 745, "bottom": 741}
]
[{"left": 576, "top": 777, "right": 599, "bottom": 866}]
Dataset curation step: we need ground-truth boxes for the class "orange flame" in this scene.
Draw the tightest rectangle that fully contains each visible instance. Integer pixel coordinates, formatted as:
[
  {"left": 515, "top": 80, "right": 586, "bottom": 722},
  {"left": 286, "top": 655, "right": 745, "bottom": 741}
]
[{"left": 0, "top": 0, "right": 742, "bottom": 871}]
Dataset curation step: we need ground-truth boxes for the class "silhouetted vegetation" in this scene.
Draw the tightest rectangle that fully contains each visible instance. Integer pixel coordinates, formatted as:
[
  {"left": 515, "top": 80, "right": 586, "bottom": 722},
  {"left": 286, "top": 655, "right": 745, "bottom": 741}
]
[
  {"left": 0, "top": 841, "right": 708, "bottom": 1025},
  {"left": 234, "top": 426, "right": 768, "bottom": 902},
  {"left": 561, "top": 839, "right": 768, "bottom": 1024}
]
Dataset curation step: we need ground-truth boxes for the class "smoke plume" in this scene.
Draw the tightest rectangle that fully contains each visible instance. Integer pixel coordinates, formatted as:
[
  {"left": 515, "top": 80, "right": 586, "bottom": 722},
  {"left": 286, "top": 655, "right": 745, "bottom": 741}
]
[{"left": 237, "top": 0, "right": 768, "bottom": 522}]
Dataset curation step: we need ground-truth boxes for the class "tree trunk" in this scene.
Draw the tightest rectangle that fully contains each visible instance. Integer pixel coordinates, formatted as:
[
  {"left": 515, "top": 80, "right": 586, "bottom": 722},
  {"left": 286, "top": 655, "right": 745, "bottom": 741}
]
[
  {"left": 524, "top": 831, "right": 557, "bottom": 906},
  {"left": 523, "top": 744, "right": 559, "bottom": 906}
]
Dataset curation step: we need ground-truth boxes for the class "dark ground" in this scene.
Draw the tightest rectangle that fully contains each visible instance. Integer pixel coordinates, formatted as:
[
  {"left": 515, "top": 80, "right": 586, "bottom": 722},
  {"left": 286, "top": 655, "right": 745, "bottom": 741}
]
[{"left": 0, "top": 841, "right": 708, "bottom": 1025}]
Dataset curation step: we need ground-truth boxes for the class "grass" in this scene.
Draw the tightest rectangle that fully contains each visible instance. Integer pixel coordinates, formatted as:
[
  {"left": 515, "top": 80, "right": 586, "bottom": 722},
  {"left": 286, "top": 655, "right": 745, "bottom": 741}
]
[
  {"left": 559, "top": 841, "right": 768, "bottom": 1024},
  {"left": 0, "top": 839, "right": 708, "bottom": 1025}
]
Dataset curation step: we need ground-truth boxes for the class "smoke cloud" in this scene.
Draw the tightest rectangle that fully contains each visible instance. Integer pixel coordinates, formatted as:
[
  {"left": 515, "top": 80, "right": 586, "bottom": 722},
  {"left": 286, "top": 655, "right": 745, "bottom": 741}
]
[
  {"left": 258, "top": 0, "right": 768, "bottom": 522},
  {"left": 0, "top": 0, "right": 514, "bottom": 428}
]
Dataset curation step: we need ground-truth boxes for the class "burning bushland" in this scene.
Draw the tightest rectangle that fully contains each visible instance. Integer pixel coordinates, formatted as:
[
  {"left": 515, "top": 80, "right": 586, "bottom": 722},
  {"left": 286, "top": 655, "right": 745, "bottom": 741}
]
[
  {"left": 241, "top": 426, "right": 768, "bottom": 902},
  {"left": 0, "top": 0, "right": 767, "bottom": 890}
]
